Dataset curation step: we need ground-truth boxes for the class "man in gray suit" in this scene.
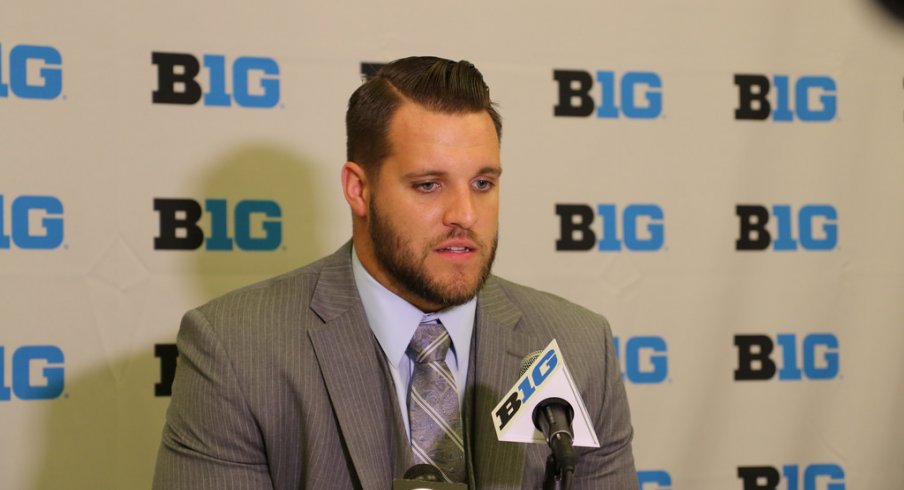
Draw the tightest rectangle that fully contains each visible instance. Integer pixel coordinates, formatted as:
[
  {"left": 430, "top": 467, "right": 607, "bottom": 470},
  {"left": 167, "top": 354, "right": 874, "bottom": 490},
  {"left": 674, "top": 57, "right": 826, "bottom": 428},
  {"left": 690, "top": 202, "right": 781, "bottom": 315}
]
[{"left": 154, "top": 56, "right": 638, "bottom": 489}]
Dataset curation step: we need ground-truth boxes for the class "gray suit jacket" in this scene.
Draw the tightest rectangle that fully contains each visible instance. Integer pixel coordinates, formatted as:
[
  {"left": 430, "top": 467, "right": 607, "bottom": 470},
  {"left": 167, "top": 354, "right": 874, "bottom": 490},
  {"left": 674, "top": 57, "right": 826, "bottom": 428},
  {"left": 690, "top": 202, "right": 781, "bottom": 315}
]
[{"left": 153, "top": 243, "right": 638, "bottom": 489}]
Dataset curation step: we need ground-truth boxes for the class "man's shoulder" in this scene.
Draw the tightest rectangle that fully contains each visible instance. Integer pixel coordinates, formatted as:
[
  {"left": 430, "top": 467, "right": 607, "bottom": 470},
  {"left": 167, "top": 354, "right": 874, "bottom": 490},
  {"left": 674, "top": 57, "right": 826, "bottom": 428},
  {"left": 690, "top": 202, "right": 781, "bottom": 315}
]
[{"left": 194, "top": 244, "right": 351, "bottom": 322}]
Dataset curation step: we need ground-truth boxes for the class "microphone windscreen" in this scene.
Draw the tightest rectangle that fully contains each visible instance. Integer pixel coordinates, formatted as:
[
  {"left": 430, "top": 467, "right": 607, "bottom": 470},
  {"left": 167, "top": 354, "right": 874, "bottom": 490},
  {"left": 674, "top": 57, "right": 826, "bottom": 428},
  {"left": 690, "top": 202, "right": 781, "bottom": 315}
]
[
  {"left": 403, "top": 464, "right": 444, "bottom": 482},
  {"left": 518, "top": 351, "right": 543, "bottom": 377}
]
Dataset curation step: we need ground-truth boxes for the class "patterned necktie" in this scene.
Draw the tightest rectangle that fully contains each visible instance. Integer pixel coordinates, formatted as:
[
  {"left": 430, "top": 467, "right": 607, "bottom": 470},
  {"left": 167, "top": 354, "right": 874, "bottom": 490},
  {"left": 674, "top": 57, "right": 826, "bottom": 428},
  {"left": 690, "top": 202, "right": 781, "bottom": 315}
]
[{"left": 406, "top": 320, "right": 466, "bottom": 483}]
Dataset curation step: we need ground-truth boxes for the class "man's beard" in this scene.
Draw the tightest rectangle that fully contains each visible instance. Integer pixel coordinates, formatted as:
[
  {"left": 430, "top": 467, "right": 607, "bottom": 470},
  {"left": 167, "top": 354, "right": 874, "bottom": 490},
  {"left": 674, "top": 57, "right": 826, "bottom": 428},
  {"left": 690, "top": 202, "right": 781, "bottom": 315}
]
[{"left": 368, "top": 200, "right": 497, "bottom": 310}]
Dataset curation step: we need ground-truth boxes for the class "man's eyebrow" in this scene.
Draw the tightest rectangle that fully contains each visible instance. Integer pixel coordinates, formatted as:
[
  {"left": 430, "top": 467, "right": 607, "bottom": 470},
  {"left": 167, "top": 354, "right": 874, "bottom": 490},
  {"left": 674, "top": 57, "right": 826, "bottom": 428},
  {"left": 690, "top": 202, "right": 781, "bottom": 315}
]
[
  {"left": 402, "top": 166, "right": 502, "bottom": 180},
  {"left": 478, "top": 166, "right": 503, "bottom": 177}
]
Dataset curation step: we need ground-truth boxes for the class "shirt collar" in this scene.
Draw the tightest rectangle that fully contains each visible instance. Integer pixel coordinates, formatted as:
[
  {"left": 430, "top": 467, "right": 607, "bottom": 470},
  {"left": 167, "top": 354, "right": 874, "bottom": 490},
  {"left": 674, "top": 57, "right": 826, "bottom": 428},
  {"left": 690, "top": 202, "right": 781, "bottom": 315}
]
[{"left": 351, "top": 246, "right": 476, "bottom": 367}]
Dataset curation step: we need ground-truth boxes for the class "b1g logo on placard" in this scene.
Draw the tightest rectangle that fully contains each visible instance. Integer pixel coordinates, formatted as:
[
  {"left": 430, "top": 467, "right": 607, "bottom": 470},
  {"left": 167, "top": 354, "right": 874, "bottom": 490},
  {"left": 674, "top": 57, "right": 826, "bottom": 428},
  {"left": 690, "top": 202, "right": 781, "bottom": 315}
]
[
  {"left": 736, "top": 205, "right": 837, "bottom": 251},
  {"left": 553, "top": 70, "right": 662, "bottom": 119},
  {"left": 734, "top": 334, "right": 839, "bottom": 381},
  {"left": 614, "top": 336, "right": 668, "bottom": 384},
  {"left": 735, "top": 74, "right": 837, "bottom": 122},
  {"left": 493, "top": 349, "right": 558, "bottom": 430},
  {"left": 738, "top": 464, "right": 845, "bottom": 490},
  {"left": 154, "top": 198, "right": 282, "bottom": 251},
  {"left": 0, "top": 195, "right": 65, "bottom": 250},
  {"left": 0, "top": 44, "right": 63, "bottom": 100},
  {"left": 0, "top": 345, "right": 65, "bottom": 401},
  {"left": 152, "top": 52, "right": 280, "bottom": 108},
  {"left": 556, "top": 204, "right": 665, "bottom": 252},
  {"left": 638, "top": 470, "right": 672, "bottom": 490}
]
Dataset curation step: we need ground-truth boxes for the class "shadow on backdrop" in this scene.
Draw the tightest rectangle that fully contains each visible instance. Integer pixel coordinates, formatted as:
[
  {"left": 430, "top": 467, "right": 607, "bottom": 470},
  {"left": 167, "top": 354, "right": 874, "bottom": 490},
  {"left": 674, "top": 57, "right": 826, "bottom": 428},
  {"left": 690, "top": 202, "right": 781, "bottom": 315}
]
[
  {"left": 32, "top": 142, "right": 328, "bottom": 488},
  {"left": 193, "top": 142, "right": 327, "bottom": 298}
]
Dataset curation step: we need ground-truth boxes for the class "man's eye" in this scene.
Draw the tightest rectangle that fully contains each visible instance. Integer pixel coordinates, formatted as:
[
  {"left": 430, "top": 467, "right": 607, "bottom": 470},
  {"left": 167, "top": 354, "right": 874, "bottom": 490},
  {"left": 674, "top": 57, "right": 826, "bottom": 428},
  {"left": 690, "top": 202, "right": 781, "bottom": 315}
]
[
  {"left": 474, "top": 179, "right": 493, "bottom": 190},
  {"left": 416, "top": 182, "right": 438, "bottom": 192}
]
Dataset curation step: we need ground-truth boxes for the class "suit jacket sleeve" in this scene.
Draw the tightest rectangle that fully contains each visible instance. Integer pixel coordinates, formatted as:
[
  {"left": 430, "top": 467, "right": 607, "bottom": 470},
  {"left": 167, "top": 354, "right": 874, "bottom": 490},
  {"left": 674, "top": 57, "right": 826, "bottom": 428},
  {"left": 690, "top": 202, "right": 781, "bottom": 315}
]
[
  {"left": 153, "top": 308, "right": 274, "bottom": 489},
  {"left": 573, "top": 314, "right": 638, "bottom": 490}
]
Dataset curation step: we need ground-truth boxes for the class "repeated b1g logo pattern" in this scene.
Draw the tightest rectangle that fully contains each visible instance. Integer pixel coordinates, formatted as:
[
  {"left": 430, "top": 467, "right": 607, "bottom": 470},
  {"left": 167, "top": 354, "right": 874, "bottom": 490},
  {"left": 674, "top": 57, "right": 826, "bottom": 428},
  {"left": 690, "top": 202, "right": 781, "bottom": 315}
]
[
  {"left": 553, "top": 70, "right": 663, "bottom": 119},
  {"left": 734, "top": 334, "right": 840, "bottom": 381},
  {"left": 556, "top": 204, "right": 665, "bottom": 252},
  {"left": 614, "top": 336, "right": 668, "bottom": 384},
  {"left": 0, "top": 43, "right": 63, "bottom": 100},
  {"left": 0, "top": 345, "right": 65, "bottom": 401},
  {"left": 738, "top": 464, "right": 845, "bottom": 490},
  {"left": 0, "top": 195, "right": 64, "bottom": 250},
  {"left": 153, "top": 198, "right": 282, "bottom": 251},
  {"left": 152, "top": 51, "right": 280, "bottom": 108},
  {"left": 736, "top": 205, "right": 837, "bottom": 251},
  {"left": 734, "top": 74, "right": 837, "bottom": 122}
]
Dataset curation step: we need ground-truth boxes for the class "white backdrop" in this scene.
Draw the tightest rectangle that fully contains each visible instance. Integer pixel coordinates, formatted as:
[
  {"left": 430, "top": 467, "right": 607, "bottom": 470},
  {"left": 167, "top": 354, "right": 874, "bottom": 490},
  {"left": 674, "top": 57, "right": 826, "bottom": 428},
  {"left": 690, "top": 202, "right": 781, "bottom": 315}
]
[{"left": 2, "top": 1, "right": 904, "bottom": 488}]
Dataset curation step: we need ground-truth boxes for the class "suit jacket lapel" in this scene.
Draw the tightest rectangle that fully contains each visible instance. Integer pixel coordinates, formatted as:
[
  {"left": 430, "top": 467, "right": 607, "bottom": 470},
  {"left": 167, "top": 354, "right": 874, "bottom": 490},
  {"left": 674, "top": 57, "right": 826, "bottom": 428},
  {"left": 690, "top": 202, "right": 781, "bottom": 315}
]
[
  {"left": 308, "top": 244, "right": 405, "bottom": 490},
  {"left": 467, "top": 277, "right": 545, "bottom": 490}
]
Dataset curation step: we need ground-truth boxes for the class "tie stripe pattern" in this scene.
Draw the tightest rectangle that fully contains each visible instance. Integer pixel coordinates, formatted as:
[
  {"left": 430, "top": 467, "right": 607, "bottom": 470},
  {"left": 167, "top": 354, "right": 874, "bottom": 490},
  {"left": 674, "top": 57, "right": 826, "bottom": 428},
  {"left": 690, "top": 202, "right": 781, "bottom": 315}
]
[{"left": 407, "top": 320, "right": 466, "bottom": 483}]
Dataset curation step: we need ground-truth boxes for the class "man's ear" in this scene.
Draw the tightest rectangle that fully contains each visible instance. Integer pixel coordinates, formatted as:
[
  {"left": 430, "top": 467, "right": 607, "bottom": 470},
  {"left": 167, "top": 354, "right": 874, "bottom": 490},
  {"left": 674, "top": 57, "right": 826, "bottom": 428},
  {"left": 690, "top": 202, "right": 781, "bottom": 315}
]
[{"left": 341, "top": 161, "right": 369, "bottom": 218}]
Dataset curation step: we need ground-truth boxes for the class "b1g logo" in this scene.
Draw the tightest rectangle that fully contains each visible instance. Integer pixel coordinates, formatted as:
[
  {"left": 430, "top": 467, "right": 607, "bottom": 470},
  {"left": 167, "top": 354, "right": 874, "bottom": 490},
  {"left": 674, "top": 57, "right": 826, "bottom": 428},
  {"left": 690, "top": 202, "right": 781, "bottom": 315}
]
[
  {"left": 638, "top": 470, "right": 672, "bottom": 490},
  {"left": 556, "top": 204, "right": 664, "bottom": 252},
  {"left": 553, "top": 70, "right": 662, "bottom": 119},
  {"left": 0, "top": 345, "right": 65, "bottom": 401},
  {"left": 360, "top": 62, "right": 385, "bottom": 80},
  {"left": 152, "top": 52, "right": 280, "bottom": 108},
  {"left": 154, "top": 198, "right": 282, "bottom": 251},
  {"left": 736, "top": 205, "right": 837, "bottom": 251},
  {"left": 154, "top": 343, "right": 178, "bottom": 397},
  {"left": 614, "top": 336, "right": 668, "bottom": 384},
  {"left": 734, "top": 334, "right": 839, "bottom": 381},
  {"left": 0, "top": 195, "right": 64, "bottom": 250},
  {"left": 493, "top": 348, "right": 558, "bottom": 430},
  {"left": 735, "top": 74, "right": 837, "bottom": 122},
  {"left": 738, "top": 464, "right": 845, "bottom": 490},
  {"left": 0, "top": 44, "right": 63, "bottom": 100}
]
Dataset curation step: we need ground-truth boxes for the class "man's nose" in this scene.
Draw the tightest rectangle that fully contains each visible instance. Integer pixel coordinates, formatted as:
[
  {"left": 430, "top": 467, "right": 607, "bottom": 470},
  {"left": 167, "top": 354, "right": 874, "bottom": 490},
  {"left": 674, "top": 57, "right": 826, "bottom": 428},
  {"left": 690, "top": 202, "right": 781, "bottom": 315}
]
[{"left": 443, "top": 185, "right": 477, "bottom": 229}]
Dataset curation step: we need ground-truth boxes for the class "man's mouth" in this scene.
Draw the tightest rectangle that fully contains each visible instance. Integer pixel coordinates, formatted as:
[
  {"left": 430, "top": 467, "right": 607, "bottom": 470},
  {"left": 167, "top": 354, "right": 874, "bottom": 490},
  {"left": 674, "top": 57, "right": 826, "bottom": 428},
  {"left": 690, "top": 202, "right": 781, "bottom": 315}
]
[{"left": 439, "top": 246, "right": 473, "bottom": 253}]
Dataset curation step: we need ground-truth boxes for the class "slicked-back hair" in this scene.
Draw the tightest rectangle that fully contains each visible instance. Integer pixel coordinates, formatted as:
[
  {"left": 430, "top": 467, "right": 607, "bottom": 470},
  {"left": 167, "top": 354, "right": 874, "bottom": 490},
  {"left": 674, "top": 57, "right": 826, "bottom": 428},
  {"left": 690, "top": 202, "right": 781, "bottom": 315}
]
[{"left": 346, "top": 56, "right": 502, "bottom": 176}]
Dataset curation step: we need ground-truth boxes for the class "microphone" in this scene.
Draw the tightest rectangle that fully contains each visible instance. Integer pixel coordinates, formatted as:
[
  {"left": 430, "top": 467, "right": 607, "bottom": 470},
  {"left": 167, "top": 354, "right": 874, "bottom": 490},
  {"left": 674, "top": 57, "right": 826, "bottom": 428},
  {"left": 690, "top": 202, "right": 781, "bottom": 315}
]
[
  {"left": 392, "top": 465, "right": 468, "bottom": 490},
  {"left": 492, "top": 340, "right": 598, "bottom": 487},
  {"left": 520, "top": 354, "right": 576, "bottom": 481}
]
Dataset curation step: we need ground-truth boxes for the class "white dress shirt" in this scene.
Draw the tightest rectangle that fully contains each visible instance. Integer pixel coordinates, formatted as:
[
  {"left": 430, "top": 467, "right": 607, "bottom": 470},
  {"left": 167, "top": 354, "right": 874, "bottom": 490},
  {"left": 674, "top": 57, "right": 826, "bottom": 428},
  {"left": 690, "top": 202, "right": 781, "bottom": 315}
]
[{"left": 351, "top": 246, "right": 476, "bottom": 439}]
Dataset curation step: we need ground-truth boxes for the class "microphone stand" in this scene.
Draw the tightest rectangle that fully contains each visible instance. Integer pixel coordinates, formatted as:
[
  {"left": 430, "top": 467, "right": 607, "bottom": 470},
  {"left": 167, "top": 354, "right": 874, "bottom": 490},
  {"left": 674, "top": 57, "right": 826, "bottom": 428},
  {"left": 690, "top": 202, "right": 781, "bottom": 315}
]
[{"left": 541, "top": 423, "right": 576, "bottom": 490}]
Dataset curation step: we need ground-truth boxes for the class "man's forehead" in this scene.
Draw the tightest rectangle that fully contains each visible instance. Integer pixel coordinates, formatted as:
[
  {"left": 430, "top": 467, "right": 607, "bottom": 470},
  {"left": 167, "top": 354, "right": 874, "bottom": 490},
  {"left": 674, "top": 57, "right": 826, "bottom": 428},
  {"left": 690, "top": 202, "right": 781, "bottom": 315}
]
[{"left": 390, "top": 101, "right": 498, "bottom": 141}]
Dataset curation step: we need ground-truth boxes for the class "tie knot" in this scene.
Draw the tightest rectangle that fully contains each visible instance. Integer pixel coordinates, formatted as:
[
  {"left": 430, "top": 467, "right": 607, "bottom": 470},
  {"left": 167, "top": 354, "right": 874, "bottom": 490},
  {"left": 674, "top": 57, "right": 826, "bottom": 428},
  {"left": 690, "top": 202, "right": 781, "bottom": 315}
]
[{"left": 407, "top": 321, "right": 451, "bottom": 364}]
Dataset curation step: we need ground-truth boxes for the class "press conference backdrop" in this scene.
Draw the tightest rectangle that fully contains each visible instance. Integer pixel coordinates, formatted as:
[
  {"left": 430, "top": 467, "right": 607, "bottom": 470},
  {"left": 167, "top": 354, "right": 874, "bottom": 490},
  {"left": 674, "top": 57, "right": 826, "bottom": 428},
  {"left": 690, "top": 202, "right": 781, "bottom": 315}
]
[{"left": 2, "top": 1, "right": 903, "bottom": 489}]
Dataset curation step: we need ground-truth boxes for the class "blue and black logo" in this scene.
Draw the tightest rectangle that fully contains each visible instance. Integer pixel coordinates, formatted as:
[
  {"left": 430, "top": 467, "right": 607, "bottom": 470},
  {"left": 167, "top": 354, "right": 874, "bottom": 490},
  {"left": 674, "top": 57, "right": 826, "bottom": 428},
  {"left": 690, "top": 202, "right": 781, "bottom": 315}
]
[
  {"left": 738, "top": 464, "right": 845, "bottom": 490},
  {"left": 638, "top": 470, "right": 672, "bottom": 490},
  {"left": 615, "top": 336, "right": 669, "bottom": 384},
  {"left": 735, "top": 74, "right": 836, "bottom": 122},
  {"left": 154, "top": 343, "right": 178, "bottom": 397},
  {"left": 556, "top": 203, "right": 665, "bottom": 252},
  {"left": 734, "top": 333, "right": 840, "bottom": 381},
  {"left": 0, "top": 345, "right": 65, "bottom": 401},
  {"left": 0, "top": 44, "right": 63, "bottom": 100},
  {"left": 154, "top": 198, "right": 282, "bottom": 251},
  {"left": 736, "top": 205, "right": 837, "bottom": 252},
  {"left": 152, "top": 52, "right": 280, "bottom": 108},
  {"left": 0, "top": 195, "right": 64, "bottom": 250},
  {"left": 554, "top": 70, "right": 662, "bottom": 119}
]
